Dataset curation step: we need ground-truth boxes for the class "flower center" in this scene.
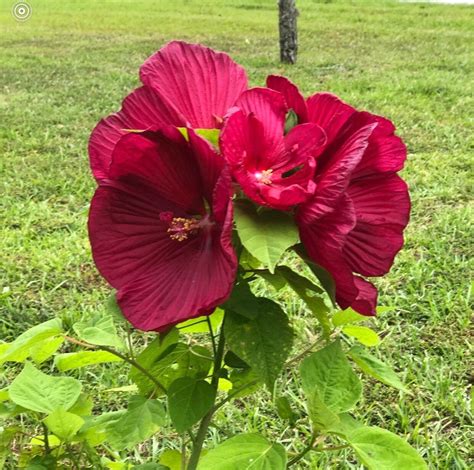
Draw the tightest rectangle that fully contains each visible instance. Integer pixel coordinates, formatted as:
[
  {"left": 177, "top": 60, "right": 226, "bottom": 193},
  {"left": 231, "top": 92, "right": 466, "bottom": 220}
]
[
  {"left": 160, "top": 212, "right": 214, "bottom": 242},
  {"left": 255, "top": 169, "right": 273, "bottom": 185}
]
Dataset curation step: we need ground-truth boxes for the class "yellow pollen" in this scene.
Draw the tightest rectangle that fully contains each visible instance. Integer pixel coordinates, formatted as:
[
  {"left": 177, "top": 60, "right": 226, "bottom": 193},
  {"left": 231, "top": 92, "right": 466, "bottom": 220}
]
[
  {"left": 255, "top": 169, "right": 273, "bottom": 185},
  {"left": 167, "top": 217, "right": 200, "bottom": 241}
]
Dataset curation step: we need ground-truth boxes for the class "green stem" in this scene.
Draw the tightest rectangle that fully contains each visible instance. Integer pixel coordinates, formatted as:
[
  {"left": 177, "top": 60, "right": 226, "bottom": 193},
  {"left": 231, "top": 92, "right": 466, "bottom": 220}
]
[
  {"left": 287, "top": 432, "right": 320, "bottom": 467},
  {"left": 41, "top": 422, "right": 50, "bottom": 454},
  {"left": 63, "top": 335, "right": 167, "bottom": 395},
  {"left": 187, "top": 322, "right": 226, "bottom": 470}
]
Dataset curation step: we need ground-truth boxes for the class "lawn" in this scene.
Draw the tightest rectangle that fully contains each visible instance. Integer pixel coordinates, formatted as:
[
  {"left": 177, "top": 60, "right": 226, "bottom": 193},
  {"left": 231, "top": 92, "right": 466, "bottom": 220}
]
[{"left": 1, "top": 0, "right": 473, "bottom": 468}]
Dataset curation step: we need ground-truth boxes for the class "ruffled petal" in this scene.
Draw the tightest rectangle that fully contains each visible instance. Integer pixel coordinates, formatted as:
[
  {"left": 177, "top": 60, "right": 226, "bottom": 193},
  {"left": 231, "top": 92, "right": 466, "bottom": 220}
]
[
  {"left": 109, "top": 127, "right": 204, "bottom": 214},
  {"left": 303, "top": 122, "right": 377, "bottom": 220},
  {"left": 306, "top": 92, "right": 356, "bottom": 145},
  {"left": 297, "top": 195, "right": 359, "bottom": 309},
  {"left": 349, "top": 112, "right": 407, "bottom": 179},
  {"left": 234, "top": 87, "right": 287, "bottom": 156},
  {"left": 89, "top": 180, "right": 236, "bottom": 331},
  {"left": 140, "top": 41, "right": 248, "bottom": 128},
  {"left": 89, "top": 86, "right": 184, "bottom": 180},
  {"left": 343, "top": 174, "right": 410, "bottom": 276},
  {"left": 297, "top": 195, "right": 377, "bottom": 315},
  {"left": 266, "top": 75, "right": 308, "bottom": 122}
]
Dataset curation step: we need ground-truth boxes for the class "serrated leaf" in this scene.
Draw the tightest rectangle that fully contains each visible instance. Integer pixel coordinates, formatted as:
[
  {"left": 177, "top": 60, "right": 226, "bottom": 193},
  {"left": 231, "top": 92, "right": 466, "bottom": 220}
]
[
  {"left": 73, "top": 314, "right": 123, "bottom": 349},
  {"left": 347, "top": 426, "right": 427, "bottom": 469},
  {"left": 9, "top": 363, "right": 81, "bottom": 414},
  {"left": 43, "top": 409, "right": 84, "bottom": 441},
  {"left": 55, "top": 350, "right": 122, "bottom": 372},
  {"left": 106, "top": 396, "right": 167, "bottom": 450},
  {"left": 343, "top": 325, "right": 381, "bottom": 347},
  {"left": 178, "top": 309, "right": 224, "bottom": 334},
  {"left": 0, "top": 319, "right": 62, "bottom": 364},
  {"left": 234, "top": 200, "right": 298, "bottom": 272},
  {"left": 225, "top": 299, "right": 293, "bottom": 390},
  {"left": 197, "top": 433, "right": 287, "bottom": 469},
  {"left": 168, "top": 378, "right": 216, "bottom": 433},
  {"left": 300, "top": 341, "right": 361, "bottom": 428},
  {"left": 348, "top": 346, "right": 409, "bottom": 393}
]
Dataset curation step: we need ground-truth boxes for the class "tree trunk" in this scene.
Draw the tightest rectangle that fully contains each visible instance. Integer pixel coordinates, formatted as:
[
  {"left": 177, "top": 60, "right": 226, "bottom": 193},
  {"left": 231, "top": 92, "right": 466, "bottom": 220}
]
[{"left": 278, "top": 0, "right": 298, "bottom": 64}]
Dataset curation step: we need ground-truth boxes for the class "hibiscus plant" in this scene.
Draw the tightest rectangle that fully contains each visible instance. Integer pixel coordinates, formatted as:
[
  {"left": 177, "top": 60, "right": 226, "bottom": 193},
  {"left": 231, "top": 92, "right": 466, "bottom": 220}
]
[{"left": 0, "top": 42, "right": 426, "bottom": 469}]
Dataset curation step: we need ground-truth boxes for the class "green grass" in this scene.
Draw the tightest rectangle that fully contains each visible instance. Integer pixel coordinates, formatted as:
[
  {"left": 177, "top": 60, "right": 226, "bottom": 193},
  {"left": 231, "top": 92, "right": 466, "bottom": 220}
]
[{"left": 1, "top": 0, "right": 473, "bottom": 468}]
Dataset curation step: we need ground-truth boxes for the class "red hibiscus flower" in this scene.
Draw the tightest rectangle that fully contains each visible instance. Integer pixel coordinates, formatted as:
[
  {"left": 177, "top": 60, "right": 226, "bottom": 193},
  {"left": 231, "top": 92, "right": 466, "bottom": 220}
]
[
  {"left": 220, "top": 88, "right": 327, "bottom": 210},
  {"left": 267, "top": 75, "right": 410, "bottom": 315},
  {"left": 89, "top": 41, "right": 248, "bottom": 181},
  {"left": 88, "top": 126, "right": 237, "bottom": 331}
]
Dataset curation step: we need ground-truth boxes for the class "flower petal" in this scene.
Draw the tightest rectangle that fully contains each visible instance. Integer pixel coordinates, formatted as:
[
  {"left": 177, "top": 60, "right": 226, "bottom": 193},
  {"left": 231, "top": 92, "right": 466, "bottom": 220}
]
[
  {"left": 343, "top": 174, "right": 410, "bottom": 276},
  {"left": 266, "top": 75, "right": 308, "bottom": 122},
  {"left": 350, "top": 112, "right": 407, "bottom": 179},
  {"left": 298, "top": 195, "right": 358, "bottom": 309},
  {"left": 234, "top": 87, "right": 287, "bottom": 155},
  {"left": 140, "top": 41, "right": 248, "bottom": 128},
  {"left": 306, "top": 92, "right": 356, "bottom": 145},
  {"left": 304, "top": 122, "right": 377, "bottom": 219},
  {"left": 109, "top": 127, "right": 204, "bottom": 214},
  {"left": 89, "top": 180, "right": 236, "bottom": 331},
  {"left": 88, "top": 86, "right": 184, "bottom": 180}
]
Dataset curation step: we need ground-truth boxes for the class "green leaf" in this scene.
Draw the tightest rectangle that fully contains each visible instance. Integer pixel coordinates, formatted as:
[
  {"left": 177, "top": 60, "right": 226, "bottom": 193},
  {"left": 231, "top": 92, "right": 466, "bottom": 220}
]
[
  {"left": 73, "top": 313, "right": 124, "bottom": 349},
  {"left": 0, "top": 319, "right": 62, "bottom": 364},
  {"left": 228, "top": 368, "right": 262, "bottom": 398},
  {"left": 29, "top": 336, "right": 64, "bottom": 365},
  {"left": 295, "top": 244, "right": 336, "bottom": 304},
  {"left": 277, "top": 266, "right": 331, "bottom": 335},
  {"left": 178, "top": 308, "right": 224, "bottom": 334},
  {"left": 343, "top": 325, "right": 381, "bottom": 347},
  {"left": 300, "top": 341, "right": 361, "bottom": 430},
  {"left": 178, "top": 127, "right": 219, "bottom": 147},
  {"left": 332, "top": 308, "right": 368, "bottom": 327},
  {"left": 234, "top": 200, "right": 299, "bottom": 273},
  {"left": 43, "top": 409, "right": 84, "bottom": 441},
  {"left": 106, "top": 396, "right": 167, "bottom": 450},
  {"left": 327, "top": 412, "right": 364, "bottom": 437},
  {"left": 168, "top": 378, "right": 216, "bottom": 433},
  {"left": 159, "top": 450, "right": 182, "bottom": 470},
  {"left": 301, "top": 341, "right": 361, "bottom": 413},
  {"left": 79, "top": 411, "right": 125, "bottom": 446},
  {"left": 197, "top": 433, "right": 287, "bottom": 470},
  {"left": 68, "top": 393, "right": 93, "bottom": 416},
  {"left": 9, "top": 363, "right": 82, "bottom": 414},
  {"left": 223, "top": 281, "right": 260, "bottom": 320},
  {"left": 55, "top": 350, "right": 123, "bottom": 371},
  {"left": 106, "top": 293, "right": 127, "bottom": 324},
  {"left": 254, "top": 269, "right": 286, "bottom": 291},
  {"left": 284, "top": 109, "right": 298, "bottom": 134},
  {"left": 134, "top": 464, "right": 169, "bottom": 470},
  {"left": 225, "top": 299, "right": 293, "bottom": 390},
  {"left": 275, "top": 396, "right": 297, "bottom": 423},
  {"left": 130, "top": 339, "right": 212, "bottom": 396},
  {"left": 196, "top": 128, "right": 220, "bottom": 147},
  {"left": 348, "top": 346, "right": 409, "bottom": 393},
  {"left": 347, "top": 426, "right": 427, "bottom": 470}
]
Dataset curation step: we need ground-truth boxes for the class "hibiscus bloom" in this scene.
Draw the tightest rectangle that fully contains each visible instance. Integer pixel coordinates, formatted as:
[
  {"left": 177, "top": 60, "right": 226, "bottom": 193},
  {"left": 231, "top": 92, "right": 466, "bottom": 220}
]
[
  {"left": 267, "top": 75, "right": 410, "bottom": 315},
  {"left": 220, "top": 88, "right": 327, "bottom": 210},
  {"left": 88, "top": 126, "right": 237, "bottom": 331},
  {"left": 89, "top": 41, "right": 248, "bottom": 180}
]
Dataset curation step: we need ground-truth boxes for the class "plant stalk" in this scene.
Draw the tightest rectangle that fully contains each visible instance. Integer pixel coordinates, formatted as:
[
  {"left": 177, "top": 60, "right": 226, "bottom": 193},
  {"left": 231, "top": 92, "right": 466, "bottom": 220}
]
[{"left": 186, "top": 322, "right": 226, "bottom": 470}]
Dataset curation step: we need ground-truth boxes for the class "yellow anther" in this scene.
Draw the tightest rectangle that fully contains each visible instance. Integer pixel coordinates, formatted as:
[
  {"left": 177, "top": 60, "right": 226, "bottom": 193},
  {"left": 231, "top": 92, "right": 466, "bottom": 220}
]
[{"left": 255, "top": 169, "right": 273, "bottom": 185}]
